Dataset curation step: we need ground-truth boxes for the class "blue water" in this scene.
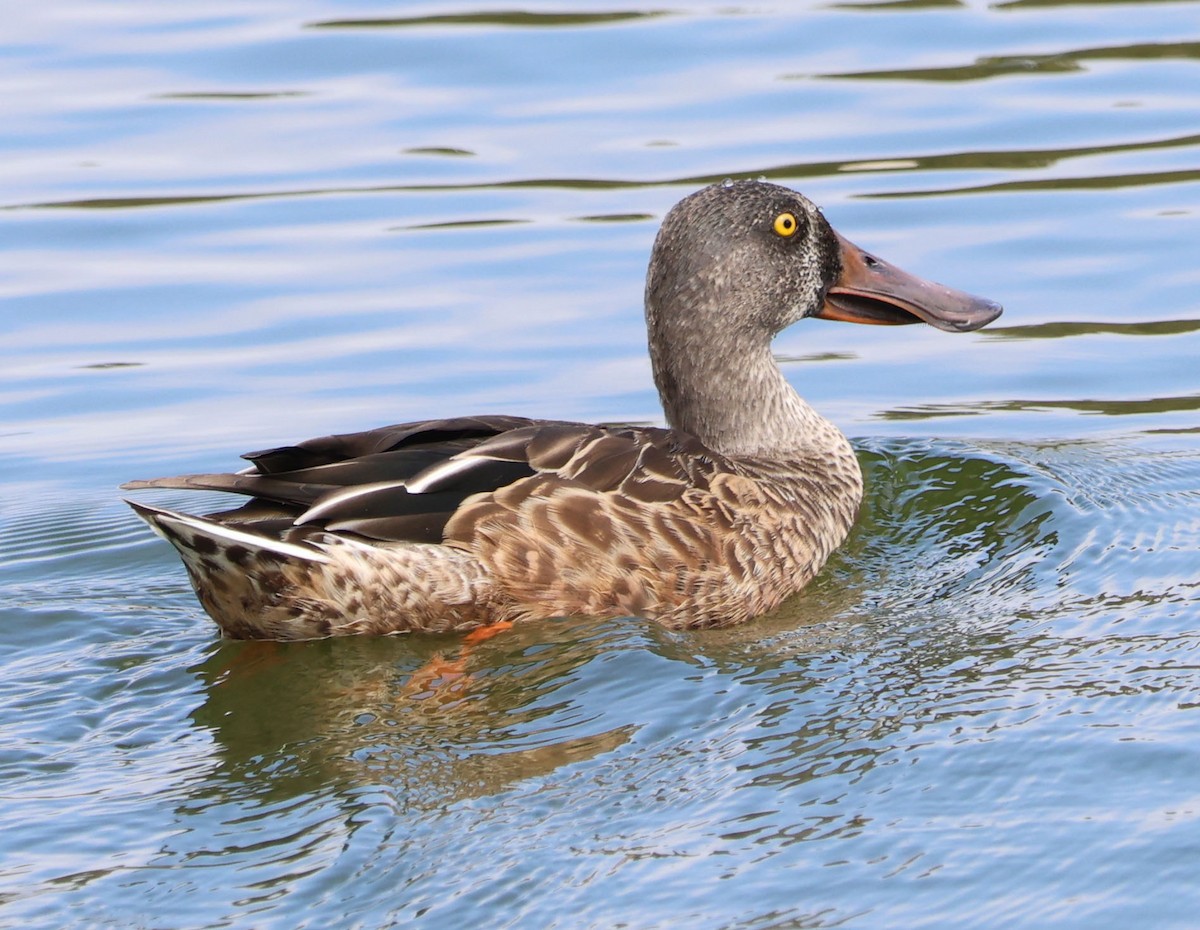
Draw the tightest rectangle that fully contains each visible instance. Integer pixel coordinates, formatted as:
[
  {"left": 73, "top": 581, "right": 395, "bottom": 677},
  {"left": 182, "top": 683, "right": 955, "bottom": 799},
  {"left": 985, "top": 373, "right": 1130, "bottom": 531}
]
[{"left": 3, "top": 2, "right": 1200, "bottom": 927}]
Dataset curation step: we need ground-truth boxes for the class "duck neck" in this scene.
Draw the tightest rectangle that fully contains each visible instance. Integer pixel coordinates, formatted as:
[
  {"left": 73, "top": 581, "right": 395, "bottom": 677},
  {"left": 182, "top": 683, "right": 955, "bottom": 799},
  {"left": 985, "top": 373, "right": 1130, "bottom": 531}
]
[{"left": 649, "top": 324, "right": 847, "bottom": 460}]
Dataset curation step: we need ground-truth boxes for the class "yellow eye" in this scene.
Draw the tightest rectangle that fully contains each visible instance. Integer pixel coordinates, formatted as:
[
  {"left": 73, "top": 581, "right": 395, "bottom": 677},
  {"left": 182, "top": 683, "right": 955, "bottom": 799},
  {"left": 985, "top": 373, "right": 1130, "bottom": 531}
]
[{"left": 773, "top": 212, "right": 799, "bottom": 238}]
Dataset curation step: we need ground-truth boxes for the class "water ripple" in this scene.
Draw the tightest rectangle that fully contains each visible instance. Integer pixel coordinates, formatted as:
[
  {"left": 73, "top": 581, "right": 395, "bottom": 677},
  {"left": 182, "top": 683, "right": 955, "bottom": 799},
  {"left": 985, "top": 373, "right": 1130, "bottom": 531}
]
[
  {"left": 308, "top": 11, "right": 672, "bottom": 30},
  {"left": 823, "top": 40, "right": 1200, "bottom": 82},
  {"left": 11, "top": 130, "right": 1199, "bottom": 212}
]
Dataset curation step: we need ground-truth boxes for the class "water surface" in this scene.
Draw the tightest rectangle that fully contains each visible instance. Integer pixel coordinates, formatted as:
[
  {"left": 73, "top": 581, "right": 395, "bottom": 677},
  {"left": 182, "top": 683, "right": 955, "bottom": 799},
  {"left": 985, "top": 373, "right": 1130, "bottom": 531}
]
[{"left": 3, "top": 2, "right": 1200, "bottom": 927}]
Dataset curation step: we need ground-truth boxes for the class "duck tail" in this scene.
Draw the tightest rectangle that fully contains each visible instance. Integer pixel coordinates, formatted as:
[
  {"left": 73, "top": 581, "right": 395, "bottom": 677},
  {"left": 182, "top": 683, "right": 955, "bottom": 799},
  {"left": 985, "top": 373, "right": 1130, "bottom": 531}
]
[
  {"left": 125, "top": 500, "right": 334, "bottom": 639},
  {"left": 126, "top": 500, "right": 330, "bottom": 565},
  {"left": 125, "top": 501, "right": 499, "bottom": 639}
]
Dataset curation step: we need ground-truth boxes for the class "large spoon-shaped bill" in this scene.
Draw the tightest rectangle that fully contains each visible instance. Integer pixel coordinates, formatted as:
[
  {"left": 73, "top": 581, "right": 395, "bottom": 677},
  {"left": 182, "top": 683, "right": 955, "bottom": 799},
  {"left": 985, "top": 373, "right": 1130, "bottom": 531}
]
[{"left": 816, "top": 232, "right": 1003, "bottom": 333}]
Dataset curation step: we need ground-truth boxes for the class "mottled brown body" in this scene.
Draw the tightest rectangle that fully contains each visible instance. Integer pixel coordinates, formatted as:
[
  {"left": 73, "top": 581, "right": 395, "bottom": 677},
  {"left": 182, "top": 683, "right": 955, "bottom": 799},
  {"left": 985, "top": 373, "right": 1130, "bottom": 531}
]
[
  {"left": 131, "top": 418, "right": 862, "bottom": 637},
  {"left": 448, "top": 430, "right": 863, "bottom": 628}
]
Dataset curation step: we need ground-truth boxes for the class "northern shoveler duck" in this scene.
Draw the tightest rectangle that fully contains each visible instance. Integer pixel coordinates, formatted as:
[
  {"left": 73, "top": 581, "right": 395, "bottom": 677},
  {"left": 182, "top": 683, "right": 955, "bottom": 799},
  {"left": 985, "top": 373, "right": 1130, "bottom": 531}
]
[{"left": 124, "top": 180, "right": 1001, "bottom": 639}]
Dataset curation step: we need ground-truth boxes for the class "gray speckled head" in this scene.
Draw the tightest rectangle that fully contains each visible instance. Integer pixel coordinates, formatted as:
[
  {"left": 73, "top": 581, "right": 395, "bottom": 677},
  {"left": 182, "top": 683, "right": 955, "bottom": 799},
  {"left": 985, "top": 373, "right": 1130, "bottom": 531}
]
[
  {"left": 643, "top": 180, "right": 1001, "bottom": 457},
  {"left": 646, "top": 181, "right": 839, "bottom": 346}
]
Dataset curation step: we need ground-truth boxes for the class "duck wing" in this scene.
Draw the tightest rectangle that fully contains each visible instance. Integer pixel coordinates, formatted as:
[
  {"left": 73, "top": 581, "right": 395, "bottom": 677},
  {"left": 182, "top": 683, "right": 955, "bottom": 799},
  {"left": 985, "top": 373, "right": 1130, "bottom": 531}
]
[{"left": 122, "top": 414, "right": 688, "bottom": 545}]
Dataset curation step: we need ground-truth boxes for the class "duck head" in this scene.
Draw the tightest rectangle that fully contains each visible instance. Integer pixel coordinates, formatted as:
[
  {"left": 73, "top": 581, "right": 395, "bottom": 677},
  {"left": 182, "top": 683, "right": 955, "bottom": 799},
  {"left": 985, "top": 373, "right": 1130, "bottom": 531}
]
[
  {"left": 643, "top": 180, "right": 1002, "bottom": 455},
  {"left": 646, "top": 179, "right": 1002, "bottom": 345}
]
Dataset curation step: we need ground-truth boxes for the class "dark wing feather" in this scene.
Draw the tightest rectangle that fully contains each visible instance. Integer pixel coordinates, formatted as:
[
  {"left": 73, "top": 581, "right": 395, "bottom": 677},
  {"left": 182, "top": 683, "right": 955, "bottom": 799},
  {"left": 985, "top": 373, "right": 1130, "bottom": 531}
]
[
  {"left": 242, "top": 414, "right": 553, "bottom": 473},
  {"left": 294, "top": 486, "right": 471, "bottom": 542},
  {"left": 265, "top": 447, "right": 471, "bottom": 485},
  {"left": 121, "top": 414, "right": 592, "bottom": 545},
  {"left": 120, "top": 447, "right": 492, "bottom": 507},
  {"left": 121, "top": 472, "right": 328, "bottom": 501},
  {"left": 320, "top": 511, "right": 459, "bottom": 543},
  {"left": 123, "top": 414, "right": 725, "bottom": 551},
  {"left": 473, "top": 424, "right": 602, "bottom": 468},
  {"left": 562, "top": 442, "right": 642, "bottom": 490},
  {"left": 444, "top": 426, "right": 727, "bottom": 543}
]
